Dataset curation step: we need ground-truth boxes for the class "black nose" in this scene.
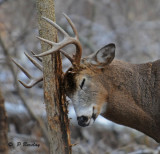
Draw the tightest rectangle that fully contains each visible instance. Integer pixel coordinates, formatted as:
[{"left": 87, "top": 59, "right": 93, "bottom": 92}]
[{"left": 77, "top": 116, "right": 89, "bottom": 127}]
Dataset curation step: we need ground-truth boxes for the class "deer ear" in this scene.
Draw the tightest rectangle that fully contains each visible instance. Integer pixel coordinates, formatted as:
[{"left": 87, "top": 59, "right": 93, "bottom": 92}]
[{"left": 86, "top": 43, "right": 115, "bottom": 68}]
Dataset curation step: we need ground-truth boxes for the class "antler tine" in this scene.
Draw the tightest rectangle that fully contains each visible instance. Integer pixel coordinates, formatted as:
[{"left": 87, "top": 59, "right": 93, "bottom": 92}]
[
  {"left": 18, "top": 76, "right": 43, "bottom": 88},
  {"left": 42, "top": 16, "right": 69, "bottom": 36},
  {"left": 34, "top": 47, "right": 60, "bottom": 57},
  {"left": 63, "top": 13, "right": 82, "bottom": 64},
  {"left": 34, "top": 14, "right": 83, "bottom": 66},
  {"left": 59, "top": 49, "right": 75, "bottom": 65},
  {"left": 12, "top": 55, "right": 43, "bottom": 88},
  {"left": 30, "top": 50, "right": 42, "bottom": 62},
  {"left": 24, "top": 52, "right": 43, "bottom": 71},
  {"left": 36, "top": 36, "right": 56, "bottom": 46},
  {"left": 63, "top": 13, "right": 79, "bottom": 39},
  {"left": 11, "top": 58, "right": 32, "bottom": 79}
]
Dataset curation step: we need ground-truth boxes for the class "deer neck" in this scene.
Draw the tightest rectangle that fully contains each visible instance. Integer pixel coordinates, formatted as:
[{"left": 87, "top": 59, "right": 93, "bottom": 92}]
[{"left": 100, "top": 60, "right": 160, "bottom": 142}]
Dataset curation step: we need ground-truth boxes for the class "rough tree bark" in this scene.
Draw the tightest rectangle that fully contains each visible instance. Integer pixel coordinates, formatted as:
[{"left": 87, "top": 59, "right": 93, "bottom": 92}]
[
  {"left": 36, "top": 0, "right": 71, "bottom": 154},
  {"left": 0, "top": 89, "right": 8, "bottom": 154}
]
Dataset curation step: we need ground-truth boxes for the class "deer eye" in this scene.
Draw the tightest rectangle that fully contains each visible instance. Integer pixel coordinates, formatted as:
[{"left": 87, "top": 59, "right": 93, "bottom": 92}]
[{"left": 80, "top": 79, "right": 85, "bottom": 89}]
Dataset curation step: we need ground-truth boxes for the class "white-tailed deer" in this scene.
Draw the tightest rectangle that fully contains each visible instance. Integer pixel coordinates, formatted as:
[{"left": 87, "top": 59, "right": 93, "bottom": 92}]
[{"left": 12, "top": 14, "right": 160, "bottom": 142}]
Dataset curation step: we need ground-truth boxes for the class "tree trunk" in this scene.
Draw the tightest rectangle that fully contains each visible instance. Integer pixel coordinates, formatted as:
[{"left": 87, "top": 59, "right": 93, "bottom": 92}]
[
  {"left": 0, "top": 89, "right": 8, "bottom": 154},
  {"left": 36, "top": 0, "right": 71, "bottom": 154}
]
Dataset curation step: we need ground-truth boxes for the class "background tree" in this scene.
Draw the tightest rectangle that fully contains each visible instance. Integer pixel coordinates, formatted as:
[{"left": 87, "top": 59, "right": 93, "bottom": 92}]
[{"left": 0, "top": 89, "right": 8, "bottom": 154}]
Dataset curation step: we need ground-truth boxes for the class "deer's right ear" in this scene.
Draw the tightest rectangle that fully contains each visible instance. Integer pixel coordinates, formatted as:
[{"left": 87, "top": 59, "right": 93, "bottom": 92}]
[{"left": 85, "top": 43, "right": 115, "bottom": 68}]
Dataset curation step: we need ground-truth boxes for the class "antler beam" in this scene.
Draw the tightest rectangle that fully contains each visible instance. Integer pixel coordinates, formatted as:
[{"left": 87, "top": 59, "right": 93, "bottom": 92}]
[{"left": 34, "top": 13, "right": 82, "bottom": 67}]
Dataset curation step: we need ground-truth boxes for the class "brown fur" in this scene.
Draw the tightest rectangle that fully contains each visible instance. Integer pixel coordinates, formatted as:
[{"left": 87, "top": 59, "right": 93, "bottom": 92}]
[
  {"left": 64, "top": 59, "right": 160, "bottom": 142},
  {"left": 101, "top": 59, "right": 160, "bottom": 142}
]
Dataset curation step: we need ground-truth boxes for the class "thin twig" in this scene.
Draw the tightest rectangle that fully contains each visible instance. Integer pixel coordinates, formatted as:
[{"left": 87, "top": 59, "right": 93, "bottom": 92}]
[
  {"left": 0, "top": 0, "right": 9, "bottom": 5},
  {"left": 0, "top": 57, "right": 6, "bottom": 63}
]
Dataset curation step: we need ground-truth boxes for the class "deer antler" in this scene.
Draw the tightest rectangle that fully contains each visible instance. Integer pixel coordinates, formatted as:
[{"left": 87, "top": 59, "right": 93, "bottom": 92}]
[
  {"left": 34, "top": 13, "right": 82, "bottom": 67},
  {"left": 12, "top": 51, "right": 43, "bottom": 88}
]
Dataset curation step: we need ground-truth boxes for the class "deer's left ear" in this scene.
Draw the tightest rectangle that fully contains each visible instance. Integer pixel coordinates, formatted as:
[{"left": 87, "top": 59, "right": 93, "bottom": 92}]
[{"left": 84, "top": 43, "right": 115, "bottom": 68}]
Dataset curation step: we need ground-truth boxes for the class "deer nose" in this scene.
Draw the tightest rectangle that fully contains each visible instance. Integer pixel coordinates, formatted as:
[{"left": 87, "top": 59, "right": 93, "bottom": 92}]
[{"left": 77, "top": 116, "right": 89, "bottom": 127}]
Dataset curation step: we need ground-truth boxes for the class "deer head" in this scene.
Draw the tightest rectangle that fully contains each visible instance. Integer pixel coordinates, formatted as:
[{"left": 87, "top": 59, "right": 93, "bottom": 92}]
[
  {"left": 63, "top": 44, "right": 115, "bottom": 127},
  {"left": 12, "top": 14, "right": 115, "bottom": 127}
]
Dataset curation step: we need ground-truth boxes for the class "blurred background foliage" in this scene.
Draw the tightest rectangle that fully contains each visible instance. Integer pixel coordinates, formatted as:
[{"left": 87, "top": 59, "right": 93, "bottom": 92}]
[{"left": 0, "top": 0, "right": 160, "bottom": 153}]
